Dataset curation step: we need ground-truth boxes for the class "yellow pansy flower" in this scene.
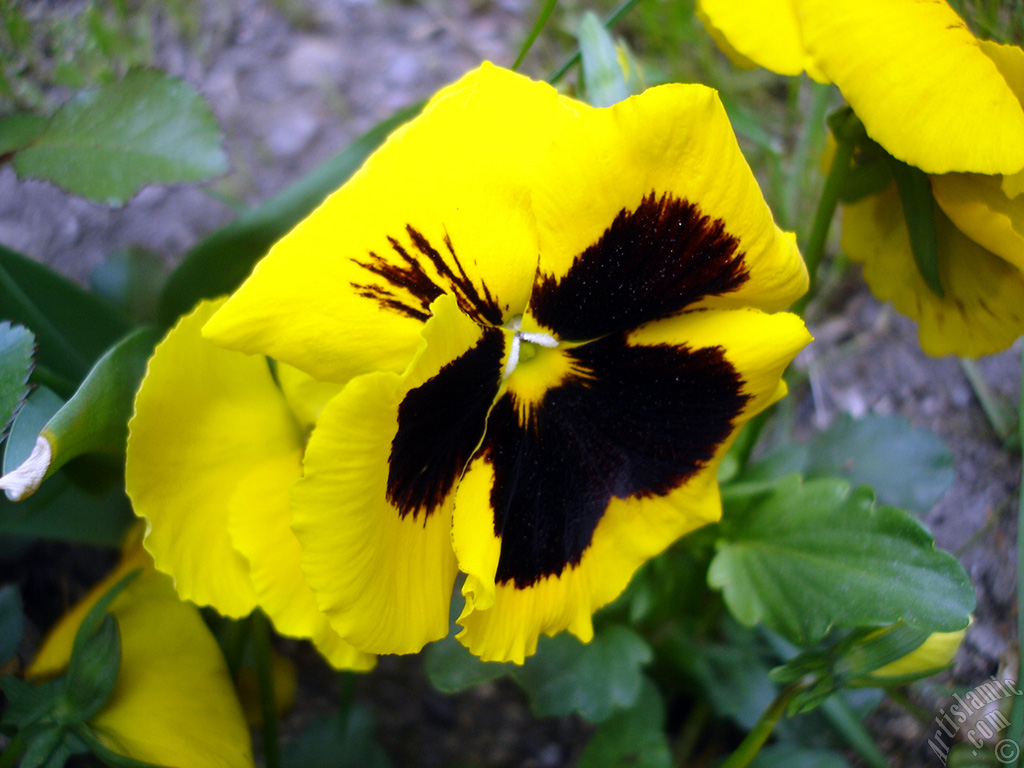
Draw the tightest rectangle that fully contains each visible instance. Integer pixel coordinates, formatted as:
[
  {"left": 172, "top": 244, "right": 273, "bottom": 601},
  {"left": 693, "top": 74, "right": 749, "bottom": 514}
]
[
  {"left": 126, "top": 298, "right": 373, "bottom": 671},
  {"left": 129, "top": 63, "right": 810, "bottom": 664},
  {"left": 696, "top": 0, "right": 1024, "bottom": 175},
  {"left": 28, "top": 529, "right": 254, "bottom": 768},
  {"left": 869, "top": 627, "right": 966, "bottom": 680}
]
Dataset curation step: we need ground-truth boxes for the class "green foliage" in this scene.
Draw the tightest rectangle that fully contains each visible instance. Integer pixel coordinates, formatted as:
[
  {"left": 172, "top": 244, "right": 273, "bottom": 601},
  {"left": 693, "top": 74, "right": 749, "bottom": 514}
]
[
  {"left": 710, "top": 476, "right": 974, "bottom": 646},
  {"left": 0, "top": 584, "right": 23, "bottom": 664},
  {"left": 90, "top": 250, "right": 170, "bottom": 324},
  {"left": 746, "top": 414, "right": 955, "bottom": 513},
  {"left": 0, "top": 322, "right": 34, "bottom": 438},
  {"left": 3, "top": 70, "right": 227, "bottom": 206},
  {"left": 578, "top": 11, "right": 632, "bottom": 107},
  {"left": 281, "top": 706, "right": 391, "bottom": 768},
  {"left": 749, "top": 744, "right": 852, "bottom": 768},
  {"left": 575, "top": 680, "right": 671, "bottom": 768}
]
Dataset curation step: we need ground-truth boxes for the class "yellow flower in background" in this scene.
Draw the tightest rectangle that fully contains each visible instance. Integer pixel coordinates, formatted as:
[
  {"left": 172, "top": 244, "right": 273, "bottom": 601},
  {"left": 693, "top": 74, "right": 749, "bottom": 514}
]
[
  {"left": 869, "top": 626, "right": 966, "bottom": 680},
  {"left": 696, "top": 0, "right": 1024, "bottom": 176},
  {"left": 28, "top": 529, "right": 254, "bottom": 768},
  {"left": 129, "top": 63, "right": 810, "bottom": 664},
  {"left": 126, "top": 298, "right": 373, "bottom": 672}
]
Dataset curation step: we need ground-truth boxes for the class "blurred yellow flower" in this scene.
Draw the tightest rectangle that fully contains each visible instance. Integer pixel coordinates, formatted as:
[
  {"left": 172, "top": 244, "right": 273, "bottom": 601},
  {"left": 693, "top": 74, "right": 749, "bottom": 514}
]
[
  {"left": 869, "top": 627, "right": 966, "bottom": 680},
  {"left": 28, "top": 528, "right": 254, "bottom": 768}
]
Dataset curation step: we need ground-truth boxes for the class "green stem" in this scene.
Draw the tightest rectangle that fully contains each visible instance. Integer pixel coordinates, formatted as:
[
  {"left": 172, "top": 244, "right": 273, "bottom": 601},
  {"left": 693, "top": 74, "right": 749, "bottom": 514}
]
[
  {"left": 28, "top": 362, "right": 78, "bottom": 399},
  {"left": 959, "top": 358, "right": 1017, "bottom": 445},
  {"left": 548, "top": 0, "right": 642, "bottom": 85},
  {"left": 672, "top": 699, "right": 709, "bottom": 768},
  {"left": 0, "top": 260, "right": 89, "bottom": 378},
  {"left": 718, "top": 683, "right": 801, "bottom": 768},
  {"left": 792, "top": 136, "right": 855, "bottom": 316},
  {"left": 1007, "top": 339, "right": 1024, "bottom": 767},
  {"left": 0, "top": 733, "right": 25, "bottom": 768},
  {"left": 513, "top": 0, "right": 557, "bottom": 71},
  {"left": 251, "top": 611, "right": 280, "bottom": 768},
  {"left": 787, "top": 80, "right": 834, "bottom": 241}
]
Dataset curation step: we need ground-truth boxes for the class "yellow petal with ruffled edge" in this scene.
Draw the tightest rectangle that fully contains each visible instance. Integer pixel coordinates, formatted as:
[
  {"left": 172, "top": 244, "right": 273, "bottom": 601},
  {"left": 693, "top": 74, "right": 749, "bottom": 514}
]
[
  {"left": 204, "top": 63, "right": 577, "bottom": 385},
  {"left": 454, "top": 308, "right": 810, "bottom": 663},
  {"left": 29, "top": 537, "right": 254, "bottom": 768},
  {"left": 870, "top": 627, "right": 966, "bottom": 679},
  {"left": 292, "top": 294, "right": 507, "bottom": 654},
  {"left": 696, "top": 0, "right": 827, "bottom": 81},
  {"left": 275, "top": 362, "right": 343, "bottom": 431},
  {"left": 522, "top": 82, "right": 806, "bottom": 349},
  {"left": 126, "top": 298, "right": 264, "bottom": 617},
  {"left": 843, "top": 186, "right": 1024, "bottom": 357},
  {"left": 796, "top": 0, "right": 1024, "bottom": 175},
  {"left": 932, "top": 173, "right": 1024, "bottom": 272}
]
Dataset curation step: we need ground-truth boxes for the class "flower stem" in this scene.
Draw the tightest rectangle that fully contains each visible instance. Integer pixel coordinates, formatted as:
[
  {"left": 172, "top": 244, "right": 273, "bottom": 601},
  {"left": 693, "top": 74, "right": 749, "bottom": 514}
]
[
  {"left": 959, "top": 357, "right": 1018, "bottom": 445},
  {"left": 718, "top": 682, "right": 801, "bottom": 768},
  {"left": 793, "top": 135, "right": 855, "bottom": 316},
  {"left": 252, "top": 610, "right": 280, "bottom": 768},
  {"left": 1006, "top": 339, "right": 1024, "bottom": 767}
]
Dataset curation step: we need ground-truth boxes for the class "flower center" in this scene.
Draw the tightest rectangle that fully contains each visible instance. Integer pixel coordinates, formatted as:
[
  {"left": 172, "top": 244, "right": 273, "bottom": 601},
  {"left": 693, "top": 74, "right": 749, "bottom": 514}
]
[{"left": 502, "top": 316, "right": 559, "bottom": 379}]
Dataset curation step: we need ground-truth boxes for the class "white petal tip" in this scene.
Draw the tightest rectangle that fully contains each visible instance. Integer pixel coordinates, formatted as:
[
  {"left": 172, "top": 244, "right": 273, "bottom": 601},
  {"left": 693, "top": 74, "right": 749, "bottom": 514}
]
[{"left": 0, "top": 436, "right": 53, "bottom": 501}]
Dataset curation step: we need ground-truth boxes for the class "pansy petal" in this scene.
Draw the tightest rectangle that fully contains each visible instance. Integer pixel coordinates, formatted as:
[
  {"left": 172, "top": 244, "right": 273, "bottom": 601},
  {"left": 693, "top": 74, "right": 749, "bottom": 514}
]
[
  {"left": 126, "top": 298, "right": 286, "bottom": 617},
  {"left": 696, "top": 0, "right": 827, "bottom": 81},
  {"left": 227, "top": 462, "right": 374, "bottom": 671},
  {"left": 292, "top": 294, "right": 506, "bottom": 654},
  {"left": 455, "top": 308, "right": 809, "bottom": 662},
  {"left": 30, "top": 543, "right": 253, "bottom": 768},
  {"left": 205, "top": 63, "right": 577, "bottom": 384},
  {"left": 796, "top": 0, "right": 1024, "bottom": 175},
  {"left": 843, "top": 186, "right": 1024, "bottom": 357},
  {"left": 525, "top": 83, "right": 806, "bottom": 343},
  {"left": 275, "top": 362, "right": 343, "bottom": 431},
  {"left": 932, "top": 172, "right": 1024, "bottom": 272}
]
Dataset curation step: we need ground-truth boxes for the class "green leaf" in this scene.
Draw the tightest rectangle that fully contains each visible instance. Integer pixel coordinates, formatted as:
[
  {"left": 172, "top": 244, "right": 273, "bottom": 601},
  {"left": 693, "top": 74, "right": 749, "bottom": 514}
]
[
  {"left": 0, "top": 113, "right": 48, "bottom": 155},
  {"left": 0, "top": 584, "right": 24, "bottom": 664},
  {"left": 281, "top": 705, "right": 391, "bottom": 768},
  {"left": 578, "top": 11, "right": 631, "bottom": 108},
  {"left": 90, "top": 250, "right": 169, "bottom": 324},
  {"left": 575, "top": 679, "right": 671, "bottom": 768},
  {"left": 0, "top": 322, "right": 34, "bottom": 438},
  {"left": 804, "top": 414, "right": 954, "bottom": 513},
  {"left": 887, "top": 154, "right": 943, "bottom": 298},
  {"left": 157, "top": 103, "right": 422, "bottom": 325},
  {"left": 709, "top": 477, "right": 974, "bottom": 646},
  {"left": 10, "top": 69, "right": 227, "bottom": 206},
  {"left": 64, "top": 614, "right": 120, "bottom": 723},
  {"left": 1, "top": 675, "right": 64, "bottom": 729},
  {"left": 423, "top": 632, "right": 513, "bottom": 694},
  {"left": 1, "top": 327, "right": 158, "bottom": 501},
  {"left": 19, "top": 723, "right": 68, "bottom": 768},
  {"left": 749, "top": 744, "right": 852, "bottom": 768},
  {"left": 0, "top": 243, "right": 130, "bottom": 381},
  {"left": 513, "top": 625, "right": 652, "bottom": 723},
  {"left": 0, "top": 387, "right": 133, "bottom": 546}
]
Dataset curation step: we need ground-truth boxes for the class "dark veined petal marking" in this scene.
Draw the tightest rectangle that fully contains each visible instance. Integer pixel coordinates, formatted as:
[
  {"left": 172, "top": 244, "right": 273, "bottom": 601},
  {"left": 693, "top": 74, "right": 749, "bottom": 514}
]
[
  {"left": 387, "top": 327, "right": 505, "bottom": 521},
  {"left": 531, "top": 192, "right": 750, "bottom": 340},
  {"left": 483, "top": 334, "right": 750, "bottom": 588},
  {"left": 352, "top": 225, "right": 504, "bottom": 325}
]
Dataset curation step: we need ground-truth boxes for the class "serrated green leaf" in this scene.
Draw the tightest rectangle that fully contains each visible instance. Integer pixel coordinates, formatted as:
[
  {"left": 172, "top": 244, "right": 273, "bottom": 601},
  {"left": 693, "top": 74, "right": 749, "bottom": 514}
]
[
  {"left": 157, "top": 103, "right": 422, "bottom": 325},
  {"left": 0, "top": 321, "right": 34, "bottom": 438},
  {"left": 65, "top": 613, "right": 120, "bottom": 723},
  {"left": 513, "top": 625, "right": 652, "bottom": 723},
  {"left": 281, "top": 705, "right": 391, "bottom": 768},
  {"left": 575, "top": 679, "right": 670, "bottom": 768},
  {"left": 0, "top": 584, "right": 24, "bottom": 663},
  {"left": 805, "top": 414, "right": 954, "bottom": 513},
  {"left": 11, "top": 69, "right": 227, "bottom": 206},
  {"left": 0, "top": 243, "right": 130, "bottom": 381},
  {"left": 578, "top": 11, "right": 631, "bottom": 108},
  {"left": 709, "top": 477, "right": 974, "bottom": 646},
  {"left": 0, "top": 113, "right": 49, "bottom": 154}
]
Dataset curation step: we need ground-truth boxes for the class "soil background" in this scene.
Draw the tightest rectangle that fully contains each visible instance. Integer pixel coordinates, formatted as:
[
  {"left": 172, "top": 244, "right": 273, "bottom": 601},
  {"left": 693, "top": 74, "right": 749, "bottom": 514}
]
[{"left": 0, "top": 1, "right": 1019, "bottom": 767}]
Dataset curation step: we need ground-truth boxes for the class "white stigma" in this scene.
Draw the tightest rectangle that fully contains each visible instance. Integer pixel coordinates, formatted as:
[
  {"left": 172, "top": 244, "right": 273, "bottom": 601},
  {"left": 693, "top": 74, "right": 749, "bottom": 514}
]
[{"left": 502, "top": 317, "right": 559, "bottom": 379}]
